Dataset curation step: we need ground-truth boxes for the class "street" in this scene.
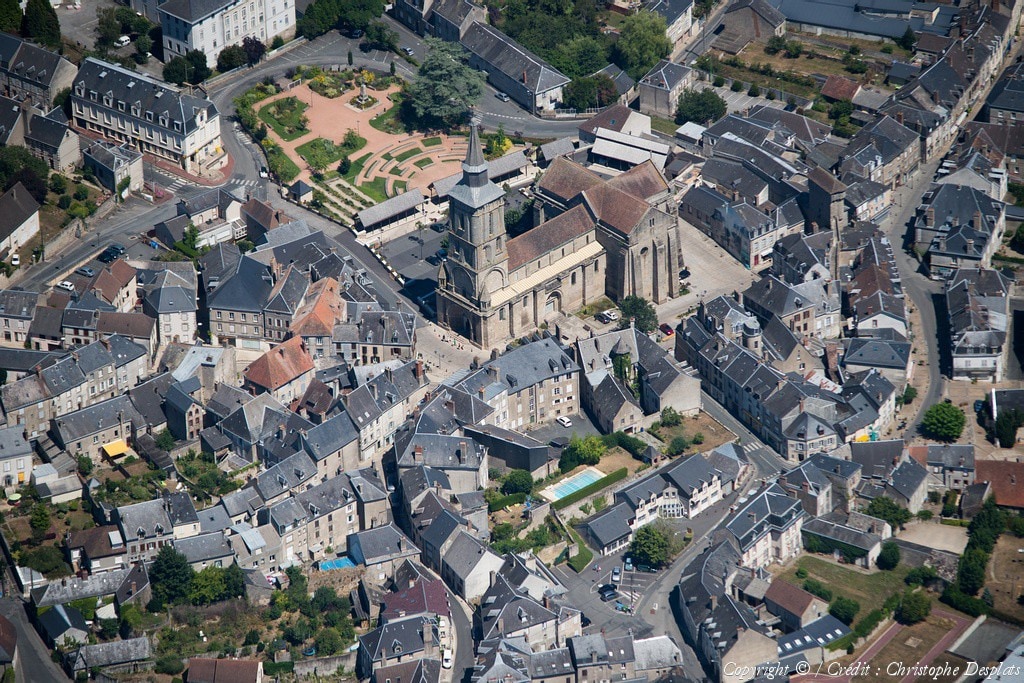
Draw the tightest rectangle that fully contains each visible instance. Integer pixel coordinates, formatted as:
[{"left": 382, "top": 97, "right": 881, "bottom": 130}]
[{"left": 0, "top": 597, "right": 70, "bottom": 683}]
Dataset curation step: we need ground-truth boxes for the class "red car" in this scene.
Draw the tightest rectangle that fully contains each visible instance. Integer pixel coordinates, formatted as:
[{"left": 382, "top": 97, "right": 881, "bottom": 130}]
[{"left": 659, "top": 323, "right": 675, "bottom": 337}]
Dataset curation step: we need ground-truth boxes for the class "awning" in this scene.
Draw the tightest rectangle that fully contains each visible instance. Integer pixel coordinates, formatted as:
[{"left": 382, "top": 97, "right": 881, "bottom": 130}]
[{"left": 102, "top": 439, "right": 129, "bottom": 457}]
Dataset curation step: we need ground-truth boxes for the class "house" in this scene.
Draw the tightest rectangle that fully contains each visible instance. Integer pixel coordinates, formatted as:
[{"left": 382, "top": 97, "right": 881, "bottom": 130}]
[
  {"left": 187, "top": 658, "right": 263, "bottom": 683},
  {"left": 333, "top": 309, "right": 416, "bottom": 365},
  {"left": 115, "top": 498, "right": 175, "bottom": 563},
  {"left": 347, "top": 359, "right": 431, "bottom": 462},
  {"left": 243, "top": 336, "right": 314, "bottom": 404},
  {"left": 704, "top": 443, "right": 753, "bottom": 495},
  {"left": 714, "top": 0, "right": 786, "bottom": 54},
  {"left": 592, "top": 64, "right": 635, "bottom": 106},
  {"left": 357, "top": 616, "right": 438, "bottom": 679},
  {"left": 70, "top": 58, "right": 223, "bottom": 173},
  {"left": 674, "top": 537, "right": 777, "bottom": 683},
  {"left": 913, "top": 184, "right": 1006, "bottom": 274},
  {"left": 348, "top": 524, "right": 420, "bottom": 580},
  {"left": 763, "top": 579, "right": 828, "bottom": 631},
  {"left": 576, "top": 326, "right": 701, "bottom": 434},
  {"left": 66, "top": 525, "right": 127, "bottom": 575},
  {"left": 83, "top": 140, "right": 145, "bottom": 195},
  {"left": 174, "top": 532, "right": 234, "bottom": 570},
  {"left": 24, "top": 108, "right": 79, "bottom": 172},
  {"left": 840, "top": 115, "right": 921, "bottom": 190},
  {"left": 380, "top": 577, "right": 450, "bottom": 623},
  {"left": 919, "top": 444, "right": 975, "bottom": 490},
  {"left": 51, "top": 394, "right": 144, "bottom": 464},
  {"left": 140, "top": 269, "right": 199, "bottom": 348},
  {"left": 724, "top": 482, "right": 805, "bottom": 569},
  {"left": 946, "top": 268, "right": 1011, "bottom": 382},
  {"left": 38, "top": 605, "right": 88, "bottom": 648},
  {"left": 0, "top": 614, "right": 17, "bottom": 671},
  {"left": 0, "top": 423, "right": 31, "bottom": 493},
  {"left": 477, "top": 572, "right": 581, "bottom": 648},
  {"left": 241, "top": 197, "right": 290, "bottom": 242},
  {"left": 638, "top": 60, "right": 694, "bottom": 119},
  {"left": 460, "top": 22, "right": 569, "bottom": 111},
  {"left": 802, "top": 510, "right": 890, "bottom": 568},
  {"left": 65, "top": 637, "right": 152, "bottom": 676},
  {"left": 439, "top": 530, "right": 504, "bottom": 601},
  {"left": 569, "top": 634, "right": 638, "bottom": 683},
  {"left": 974, "top": 460, "right": 1024, "bottom": 509},
  {"left": 742, "top": 275, "right": 841, "bottom": 340},
  {"left": 0, "top": 32, "right": 78, "bottom": 107},
  {"left": 289, "top": 180, "right": 313, "bottom": 204},
  {"left": 842, "top": 335, "right": 912, "bottom": 389},
  {"left": 154, "top": 0, "right": 295, "bottom": 64},
  {"left": 0, "top": 182, "right": 39, "bottom": 258},
  {"left": 372, "top": 659, "right": 441, "bottom": 683}
]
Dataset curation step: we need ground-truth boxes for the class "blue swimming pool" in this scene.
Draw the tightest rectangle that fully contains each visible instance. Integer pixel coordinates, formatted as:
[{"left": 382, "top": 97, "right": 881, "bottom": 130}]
[
  {"left": 546, "top": 468, "right": 604, "bottom": 501},
  {"left": 320, "top": 556, "right": 356, "bottom": 570}
]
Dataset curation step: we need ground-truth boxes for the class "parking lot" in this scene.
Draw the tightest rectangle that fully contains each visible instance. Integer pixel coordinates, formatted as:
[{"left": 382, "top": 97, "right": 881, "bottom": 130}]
[
  {"left": 551, "top": 558, "right": 655, "bottom": 640},
  {"left": 526, "top": 411, "right": 602, "bottom": 444}
]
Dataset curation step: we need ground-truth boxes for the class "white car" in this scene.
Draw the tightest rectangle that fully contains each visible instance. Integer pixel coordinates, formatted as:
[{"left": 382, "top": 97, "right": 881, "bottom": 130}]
[
  {"left": 442, "top": 650, "right": 453, "bottom": 669},
  {"left": 10, "top": 254, "right": 19, "bottom": 267},
  {"left": 56, "top": 280, "right": 74, "bottom": 292},
  {"left": 556, "top": 416, "right": 573, "bottom": 428},
  {"left": 604, "top": 310, "right": 620, "bottom": 321}
]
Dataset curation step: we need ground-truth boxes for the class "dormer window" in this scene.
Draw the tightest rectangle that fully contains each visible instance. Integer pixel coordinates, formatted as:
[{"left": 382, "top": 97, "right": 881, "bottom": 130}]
[
  {"left": 145, "top": 112, "right": 153, "bottom": 121},
  {"left": 137, "top": 526, "right": 145, "bottom": 538},
  {"left": 173, "top": 121, "right": 181, "bottom": 132},
  {"left": 117, "top": 101, "right": 125, "bottom": 111}
]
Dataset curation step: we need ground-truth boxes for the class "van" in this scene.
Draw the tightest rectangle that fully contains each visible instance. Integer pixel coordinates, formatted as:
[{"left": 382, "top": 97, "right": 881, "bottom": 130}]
[{"left": 115, "top": 35, "right": 131, "bottom": 48}]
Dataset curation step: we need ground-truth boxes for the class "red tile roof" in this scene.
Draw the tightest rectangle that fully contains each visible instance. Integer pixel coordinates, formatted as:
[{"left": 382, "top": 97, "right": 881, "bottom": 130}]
[
  {"left": 582, "top": 183, "right": 650, "bottom": 236},
  {"left": 764, "top": 579, "right": 822, "bottom": 617},
  {"left": 536, "top": 157, "right": 603, "bottom": 203},
  {"left": 380, "top": 578, "right": 451, "bottom": 621},
  {"left": 975, "top": 460, "right": 1024, "bottom": 508},
  {"left": 290, "top": 277, "right": 343, "bottom": 338},
  {"left": 187, "top": 657, "right": 263, "bottom": 683},
  {"left": 244, "top": 336, "right": 314, "bottom": 392},
  {"left": 821, "top": 76, "right": 861, "bottom": 102},
  {"left": 606, "top": 160, "right": 669, "bottom": 200},
  {"left": 507, "top": 204, "right": 594, "bottom": 270}
]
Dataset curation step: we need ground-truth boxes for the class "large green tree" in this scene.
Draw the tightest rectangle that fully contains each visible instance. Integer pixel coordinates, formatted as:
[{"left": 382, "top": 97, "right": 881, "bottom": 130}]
[
  {"left": 829, "top": 596, "right": 860, "bottom": 625},
  {"left": 189, "top": 566, "right": 226, "bottom": 605},
  {"left": 877, "top": 541, "right": 900, "bottom": 570},
  {"left": 0, "top": 0, "right": 21, "bottom": 33},
  {"left": 922, "top": 402, "right": 966, "bottom": 442},
  {"left": 630, "top": 524, "right": 670, "bottom": 567},
  {"left": 405, "top": 38, "right": 483, "bottom": 130},
  {"left": 563, "top": 77, "right": 598, "bottom": 111},
  {"left": 957, "top": 548, "right": 989, "bottom": 596},
  {"left": 615, "top": 11, "right": 671, "bottom": 78},
  {"left": 617, "top": 295, "right": 658, "bottom": 333},
  {"left": 242, "top": 35, "right": 266, "bottom": 65},
  {"left": 865, "top": 497, "right": 912, "bottom": 530},
  {"left": 558, "top": 434, "right": 606, "bottom": 473},
  {"left": 676, "top": 87, "right": 727, "bottom": 125},
  {"left": 895, "top": 590, "right": 931, "bottom": 624},
  {"left": 21, "top": 0, "right": 61, "bottom": 48},
  {"left": 551, "top": 35, "right": 607, "bottom": 79},
  {"left": 501, "top": 469, "right": 534, "bottom": 495},
  {"left": 149, "top": 546, "right": 195, "bottom": 611},
  {"left": 365, "top": 20, "right": 398, "bottom": 51},
  {"left": 298, "top": 0, "right": 382, "bottom": 38},
  {"left": 217, "top": 44, "right": 247, "bottom": 72}
]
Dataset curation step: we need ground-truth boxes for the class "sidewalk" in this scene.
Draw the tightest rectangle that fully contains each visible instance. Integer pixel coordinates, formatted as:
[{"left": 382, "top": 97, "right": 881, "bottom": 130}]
[{"left": 146, "top": 150, "right": 234, "bottom": 187}]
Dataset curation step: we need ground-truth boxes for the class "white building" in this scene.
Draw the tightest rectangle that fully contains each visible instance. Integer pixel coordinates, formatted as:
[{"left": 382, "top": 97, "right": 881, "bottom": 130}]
[
  {"left": 70, "top": 58, "right": 223, "bottom": 174},
  {"left": 0, "top": 183, "right": 40, "bottom": 258},
  {"left": 157, "top": 0, "right": 296, "bottom": 65}
]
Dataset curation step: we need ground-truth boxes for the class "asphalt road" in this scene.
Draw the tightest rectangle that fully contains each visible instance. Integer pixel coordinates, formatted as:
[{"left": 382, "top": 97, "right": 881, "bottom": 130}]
[{"left": 0, "top": 597, "right": 70, "bottom": 683}]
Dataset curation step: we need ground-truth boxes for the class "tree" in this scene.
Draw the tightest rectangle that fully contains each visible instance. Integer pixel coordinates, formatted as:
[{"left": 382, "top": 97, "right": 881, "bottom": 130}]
[
  {"left": 559, "top": 434, "right": 606, "bottom": 473},
  {"left": 29, "top": 503, "right": 50, "bottom": 539},
  {"left": 615, "top": 11, "right": 670, "bottom": 78},
  {"left": 186, "top": 50, "right": 211, "bottom": 83},
  {"left": 617, "top": 295, "right": 658, "bottom": 333},
  {"left": 829, "top": 596, "right": 860, "bottom": 625},
  {"left": 243, "top": 35, "right": 266, "bottom": 65},
  {"left": 306, "top": 148, "right": 330, "bottom": 175},
  {"left": 630, "top": 524, "right": 670, "bottom": 567},
  {"left": 135, "top": 35, "right": 153, "bottom": 61},
  {"left": 77, "top": 455, "right": 93, "bottom": 476},
  {"left": 563, "top": 77, "right": 598, "bottom": 111},
  {"left": 896, "top": 590, "right": 931, "bottom": 624},
  {"left": 189, "top": 566, "right": 226, "bottom": 605},
  {"left": 365, "top": 20, "right": 398, "bottom": 51},
  {"left": 765, "top": 35, "right": 786, "bottom": 55},
  {"left": 0, "top": 0, "right": 21, "bottom": 33},
  {"left": 922, "top": 402, "right": 966, "bottom": 442},
  {"left": 502, "top": 469, "right": 534, "bottom": 495},
  {"left": 660, "top": 406, "right": 682, "bottom": 427},
  {"left": 149, "top": 546, "right": 195, "bottom": 611},
  {"left": 897, "top": 26, "right": 917, "bottom": 51},
  {"left": 316, "top": 628, "right": 343, "bottom": 655},
  {"left": 675, "top": 87, "right": 727, "bottom": 125},
  {"left": 865, "top": 497, "right": 912, "bottom": 530},
  {"left": 995, "top": 409, "right": 1024, "bottom": 448},
  {"left": 877, "top": 541, "right": 901, "bottom": 570},
  {"left": 163, "top": 57, "right": 191, "bottom": 86},
  {"left": 271, "top": 35, "right": 285, "bottom": 49},
  {"left": 783, "top": 40, "right": 803, "bottom": 58},
  {"left": 405, "top": 38, "right": 483, "bottom": 130},
  {"left": 96, "top": 7, "right": 122, "bottom": 47},
  {"left": 957, "top": 548, "right": 989, "bottom": 596},
  {"left": 338, "top": 155, "right": 352, "bottom": 175},
  {"left": 155, "top": 429, "right": 175, "bottom": 450},
  {"left": 6, "top": 168, "right": 47, "bottom": 204},
  {"left": 667, "top": 436, "right": 689, "bottom": 456},
  {"left": 593, "top": 73, "right": 618, "bottom": 107},
  {"left": 21, "top": 0, "right": 61, "bottom": 48},
  {"left": 217, "top": 44, "right": 247, "bottom": 72},
  {"left": 551, "top": 35, "right": 607, "bottom": 79}
]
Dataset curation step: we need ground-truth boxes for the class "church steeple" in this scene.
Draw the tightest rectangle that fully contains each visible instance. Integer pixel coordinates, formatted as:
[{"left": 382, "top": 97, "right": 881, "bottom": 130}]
[{"left": 463, "top": 121, "right": 489, "bottom": 188}]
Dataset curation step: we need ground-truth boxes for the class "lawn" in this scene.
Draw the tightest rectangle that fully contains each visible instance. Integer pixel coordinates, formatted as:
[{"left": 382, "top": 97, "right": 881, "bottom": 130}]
[
  {"left": 369, "top": 94, "right": 409, "bottom": 135},
  {"left": 342, "top": 152, "right": 372, "bottom": 183},
  {"left": 985, "top": 535, "right": 1024, "bottom": 624},
  {"left": 258, "top": 97, "right": 310, "bottom": 141},
  {"left": 422, "top": 136, "right": 443, "bottom": 147},
  {"left": 266, "top": 146, "right": 301, "bottom": 183},
  {"left": 773, "top": 556, "right": 912, "bottom": 607},
  {"left": 295, "top": 136, "right": 367, "bottom": 165},
  {"left": 359, "top": 177, "right": 390, "bottom": 202},
  {"left": 414, "top": 157, "right": 434, "bottom": 169},
  {"left": 393, "top": 147, "right": 423, "bottom": 163},
  {"left": 650, "top": 116, "right": 680, "bottom": 135}
]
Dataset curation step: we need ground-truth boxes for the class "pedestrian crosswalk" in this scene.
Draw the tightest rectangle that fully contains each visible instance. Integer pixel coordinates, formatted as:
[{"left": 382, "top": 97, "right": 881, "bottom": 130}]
[
  {"left": 229, "top": 178, "right": 263, "bottom": 189},
  {"left": 741, "top": 442, "right": 761, "bottom": 452}
]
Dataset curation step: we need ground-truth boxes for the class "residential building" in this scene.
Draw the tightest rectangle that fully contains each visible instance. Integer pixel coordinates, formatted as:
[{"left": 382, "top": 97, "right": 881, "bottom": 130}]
[
  {"left": 638, "top": 60, "right": 694, "bottom": 119},
  {"left": 52, "top": 394, "right": 144, "bottom": 463},
  {"left": 0, "top": 425, "right": 32, "bottom": 492},
  {"left": 0, "top": 32, "right": 78, "bottom": 107},
  {"left": 0, "top": 182, "right": 39, "bottom": 259},
  {"left": 70, "top": 58, "right": 223, "bottom": 173},
  {"left": 439, "top": 530, "right": 503, "bottom": 601},
  {"left": 243, "top": 336, "right": 314, "bottom": 404},
  {"left": 802, "top": 510, "right": 890, "bottom": 568},
  {"left": 763, "top": 579, "right": 828, "bottom": 631},
  {"left": 187, "top": 658, "right": 264, "bottom": 683},
  {"left": 66, "top": 525, "right": 128, "bottom": 575},
  {"left": 345, "top": 359, "right": 430, "bottom": 461},
  {"left": 156, "top": 0, "right": 296, "bottom": 66},
  {"left": 946, "top": 268, "right": 1011, "bottom": 382},
  {"left": 83, "top": 140, "right": 145, "bottom": 195},
  {"left": 24, "top": 108, "right": 79, "bottom": 172},
  {"left": 713, "top": 0, "right": 786, "bottom": 54},
  {"left": 724, "top": 482, "right": 805, "bottom": 569},
  {"left": 115, "top": 499, "right": 175, "bottom": 563},
  {"left": 0, "top": 289, "right": 37, "bottom": 349}
]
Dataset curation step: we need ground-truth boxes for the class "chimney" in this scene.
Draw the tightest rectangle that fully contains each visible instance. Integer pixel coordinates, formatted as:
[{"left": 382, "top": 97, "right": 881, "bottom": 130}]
[
  {"left": 973, "top": 210, "right": 983, "bottom": 229},
  {"left": 896, "top": 111, "right": 904, "bottom": 125},
  {"left": 414, "top": 359, "right": 424, "bottom": 380},
  {"left": 926, "top": 206, "right": 935, "bottom": 225},
  {"left": 802, "top": 481, "right": 810, "bottom": 492},
  {"left": 710, "top": 594, "right": 717, "bottom": 610},
  {"left": 414, "top": 445, "right": 423, "bottom": 462},
  {"left": 779, "top": 475, "right": 788, "bottom": 488}
]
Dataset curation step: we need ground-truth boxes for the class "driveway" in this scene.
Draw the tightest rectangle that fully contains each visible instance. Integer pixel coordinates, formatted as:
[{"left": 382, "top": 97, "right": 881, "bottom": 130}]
[{"left": 526, "top": 412, "right": 602, "bottom": 444}]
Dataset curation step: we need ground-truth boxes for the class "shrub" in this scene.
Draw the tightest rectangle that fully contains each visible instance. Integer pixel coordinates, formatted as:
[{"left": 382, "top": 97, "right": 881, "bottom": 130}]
[
  {"left": 730, "top": 80, "right": 743, "bottom": 92},
  {"left": 830, "top": 596, "right": 860, "bottom": 625},
  {"left": 877, "top": 542, "right": 900, "bottom": 570},
  {"left": 155, "top": 656, "right": 185, "bottom": 675},
  {"left": 895, "top": 590, "right": 930, "bottom": 625},
  {"left": 905, "top": 565, "right": 938, "bottom": 586},
  {"left": 667, "top": 436, "right": 689, "bottom": 456},
  {"left": 748, "top": 83, "right": 760, "bottom": 96},
  {"left": 713, "top": 75, "right": 725, "bottom": 87},
  {"left": 487, "top": 492, "right": 526, "bottom": 513},
  {"left": 795, "top": 567, "right": 808, "bottom": 579},
  {"left": 803, "top": 578, "right": 833, "bottom": 601},
  {"left": 271, "top": 35, "right": 285, "bottom": 49}
]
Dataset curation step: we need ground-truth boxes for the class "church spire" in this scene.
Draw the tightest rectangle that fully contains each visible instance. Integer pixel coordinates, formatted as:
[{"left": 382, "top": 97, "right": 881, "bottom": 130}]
[{"left": 463, "top": 120, "right": 489, "bottom": 188}]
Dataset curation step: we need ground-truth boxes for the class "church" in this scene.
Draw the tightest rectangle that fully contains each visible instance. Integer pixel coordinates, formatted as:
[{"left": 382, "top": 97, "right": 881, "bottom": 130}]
[{"left": 436, "top": 125, "right": 682, "bottom": 350}]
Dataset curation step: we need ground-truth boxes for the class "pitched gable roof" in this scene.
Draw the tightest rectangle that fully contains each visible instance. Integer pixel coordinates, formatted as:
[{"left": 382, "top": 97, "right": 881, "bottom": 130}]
[{"left": 244, "top": 336, "right": 314, "bottom": 391}]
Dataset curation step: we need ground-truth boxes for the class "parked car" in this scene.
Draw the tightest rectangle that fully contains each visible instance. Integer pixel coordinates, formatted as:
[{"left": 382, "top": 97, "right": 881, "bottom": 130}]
[
  {"left": 75, "top": 266, "right": 95, "bottom": 277},
  {"left": 549, "top": 436, "right": 570, "bottom": 449},
  {"left": 9, "top": 254, "right": 18, "bottom": 267},
  {"left": 974, "top": 399, "right": 986, "bottom": 413},
  {"left": 495, "top": 92, "right": 511, "bottom": 102},
  {"left": 56, "top": 280, "right": 75, "bottom": 292},
  {"left": 259, "top": 166, "right": 269, "bottom": 178},
  {"left": 581, "top": 613, "right": 591, "bottom": 627},
  {"left": 659, "top": 323, "right": 675, "bottom": 337},
  {"left": 98, "top": 250, "right": 117, "bottom": 264},
  {"left": 596, "top": 312, "right": 611, "bottom": 323},
  {"left": 599, "top": 589, "right": 619, "bottom": 602},
  {"left": 349, "top": 28, "right": 364, "bottom": 38},
  {"left": 598, "top": 584, "right": 616, "bottom": 593},
  {"left": 611, "top": 567, "right": 621, "bottom": 583},
  {"left": 604, "top": 310, "right": 619, "bottom": 321},
  {"left": 556, "top": 415, "right": 573, "bottom": 428},
  {"left": 109, "top": 243, "right": 126, "bottom": 254},
  {"left": 637, "top": 564, "right": 654, "bottom": 573},
  {"left": 114, "top": 35, "right": 131, "bottom": 48},
  {"left": 442, "top": 650, "right": 453, "bottom": 669},
  {"left": 624, "top": 558, "right": 634, "bottom": 572},
  {"left": 402, "top": 46, "right": 415, "bottom": 56}
]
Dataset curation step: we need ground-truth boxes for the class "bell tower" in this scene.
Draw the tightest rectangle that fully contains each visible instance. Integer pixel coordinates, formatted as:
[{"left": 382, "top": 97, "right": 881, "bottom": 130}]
[{"left": 437, "top": 122, "right": 509, "bottom": 347}]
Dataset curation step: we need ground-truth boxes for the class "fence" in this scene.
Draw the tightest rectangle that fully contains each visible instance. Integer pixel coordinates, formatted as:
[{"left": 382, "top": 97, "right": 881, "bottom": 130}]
[{"left": 292, "top": 650, "right": 357, "bottom": 678}]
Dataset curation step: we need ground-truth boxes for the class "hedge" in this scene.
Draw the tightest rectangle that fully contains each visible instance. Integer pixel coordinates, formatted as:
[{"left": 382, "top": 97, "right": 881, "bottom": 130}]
[
  {"left": 940, "top": 586, "right": 990, "bottom": 617},
  {"left": 552, "top": 468, "right": 628, "bottom": 511},
  {"left": 264, "top": 662, "right": 294, "bottom": 675},
  {"left": 940, "top": 518, "right": 970, "bottom": 527},
  {"left": 803, "top": 530, "right": 868, "bottom": 562},
  {"left": 488, "top": 492, "right": 527, "bottom": 512},
  {"left": 567, "top": 529, "right": 593, "bottom": 572},
  {"left": 829, "top": 608, "right": 887, "bottom": 651}
]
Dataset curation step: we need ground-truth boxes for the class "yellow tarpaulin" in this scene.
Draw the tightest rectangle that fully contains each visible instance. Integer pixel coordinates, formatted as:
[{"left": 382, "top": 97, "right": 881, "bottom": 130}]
[{"left": 102, "top": 439, "right": 129, "bottom": 457}]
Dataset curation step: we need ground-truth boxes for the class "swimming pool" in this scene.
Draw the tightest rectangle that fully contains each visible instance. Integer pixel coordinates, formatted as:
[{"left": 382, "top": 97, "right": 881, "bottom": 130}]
[
  {"left": 320, "top": 556, "right": 356, "bottom": 571},
  {"left": 542, "top": 467, "right": 605, "bottom": 501}
]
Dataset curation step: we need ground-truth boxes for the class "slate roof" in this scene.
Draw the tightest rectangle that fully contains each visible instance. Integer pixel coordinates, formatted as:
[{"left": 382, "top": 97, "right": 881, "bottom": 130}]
[
  {"left": 174, "top": 532, "right": 233, "bottom": 565},
  {"left": 724, "top": 482, "right": 805, "bottom": 551},
  {"left": 639, "top": 60, "right": 692, "bottom": 92},
  {"left": 73, "top": 58, "right": 217, "bottom": 136},
  {"left": 0, "top": 183, "right": 39, "bottom": 238},
  {"left": 843, "top": 336, "right": 911, "bottom": 370},
  {"left": 67, "top": 637, "right": 151, "bottom": 672},
  {"left": 54, "top": 394, "right": 144, "bottom": 443},
  {"left": 457, "top": 337, "right": 577, "bottom": 402},
  {"left": 117, "top": 498, "right": 172, "bottom": 541},
  {"left": 39, "top": 604, "right": 87, "bottom": 642},
  {"left": 443, "top": 530, "right": 500, "bottom": 581},
  {"left": 849, "top": 440, "right": 903, "bottom": 479},
  {"left": 777, "top": 615, "right": 850, "bottom": 656},
  {"left": 351, "top": 523, "right": 417, "bottom": 564},
  {"left": 582, "top": 502, "right": 632, "bottom": 548},
  {"left": 461, "top": 21, "right": 569, "bottom": 95},
  {"left": 359, "top": 615, "right": 431, "bottom": 664},
  {"left": 381, "top": 577, "right": 450, "bottom": 621},
  {"left": 0, "top": 31, "right": 74, "bottom": 92}
]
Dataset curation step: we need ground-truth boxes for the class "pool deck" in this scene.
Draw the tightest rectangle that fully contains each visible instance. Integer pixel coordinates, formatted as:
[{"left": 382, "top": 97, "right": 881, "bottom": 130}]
[{"left": 539, "top": 466, "right": 606, "bottom": 503}]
